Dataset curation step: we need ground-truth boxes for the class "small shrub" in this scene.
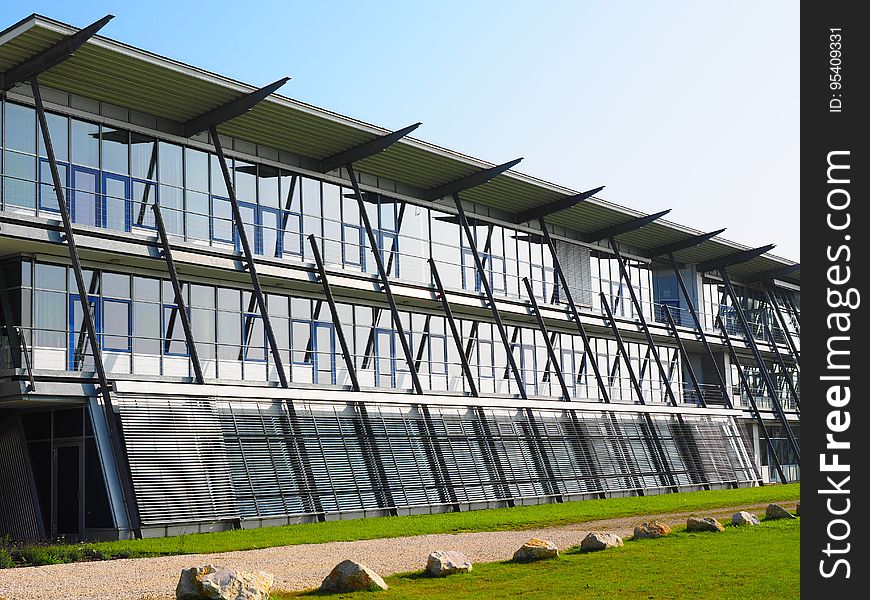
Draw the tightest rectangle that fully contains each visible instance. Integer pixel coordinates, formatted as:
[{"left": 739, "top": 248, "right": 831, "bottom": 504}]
[
  {"left": 0, "top": 547, "right": 14, "bottom": 569},
  {"left": 11, "top": 546, "right": 66, "bottom": 566},
  {"left": 82, "top": 547, "right": 109, "bottom": 561}
]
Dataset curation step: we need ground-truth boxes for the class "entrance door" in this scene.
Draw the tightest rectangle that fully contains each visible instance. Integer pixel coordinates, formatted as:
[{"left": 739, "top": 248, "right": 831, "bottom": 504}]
[{"left": 52, "top": 441, "right": 84, "bottom": 539}]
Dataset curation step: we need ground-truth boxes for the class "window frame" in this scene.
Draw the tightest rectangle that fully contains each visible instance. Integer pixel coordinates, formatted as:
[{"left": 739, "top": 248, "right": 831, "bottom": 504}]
[
  {"left": 162, "top": 303, "right": 190, "bottom": 357},
  {"left": 101, "top": 298, "right": 132, "bottom": 353}
]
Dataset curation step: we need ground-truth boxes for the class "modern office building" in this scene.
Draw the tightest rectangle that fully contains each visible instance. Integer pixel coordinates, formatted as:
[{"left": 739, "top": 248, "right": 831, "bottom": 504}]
[{"left": 0, "top": 14, "right": 799, "bottom": 541}]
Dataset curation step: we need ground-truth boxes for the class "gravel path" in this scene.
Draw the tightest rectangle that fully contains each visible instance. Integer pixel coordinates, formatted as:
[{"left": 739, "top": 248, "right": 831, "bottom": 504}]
[{"left": 0, "top": 501, "right": 796, "bottom": 600}]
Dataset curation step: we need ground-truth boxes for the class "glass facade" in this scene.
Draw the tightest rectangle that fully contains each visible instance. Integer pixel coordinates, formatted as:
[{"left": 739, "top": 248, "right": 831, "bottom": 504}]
[
  {"left": 0, "top": 100, "right": 560, "bottom": 305},
  {"left": 0, "top": 97, "right": 796, "bottom": 409},
  {"left": 591, "top": 251, "right": 654, "bottom": 320},
  {"left": 3, "top": 258, "right": 688, "bottom": 403},
  {"left": 700, "top": 277, "right": 800, "bottom": 348},
  {"left": 0, "top": 31, "right": 799, "bottom": 543}
]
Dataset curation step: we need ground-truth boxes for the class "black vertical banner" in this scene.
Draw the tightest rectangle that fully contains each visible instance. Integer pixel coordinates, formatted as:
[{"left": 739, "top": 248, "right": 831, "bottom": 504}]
[{"left": 802, "top": 3, "right": 867, "bottom": 597}]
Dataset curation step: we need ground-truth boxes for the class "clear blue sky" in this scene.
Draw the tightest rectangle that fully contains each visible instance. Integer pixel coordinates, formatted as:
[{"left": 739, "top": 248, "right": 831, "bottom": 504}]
[{"left": 3, "top": 0, "right": 800, "bottom": 259}]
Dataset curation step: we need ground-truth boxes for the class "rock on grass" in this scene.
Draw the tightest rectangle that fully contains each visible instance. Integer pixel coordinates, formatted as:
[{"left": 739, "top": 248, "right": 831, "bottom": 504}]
[
  {"left": 320, "top": 559, "right": 388, "bottom": 593},
  {"left": 633, "top": 521, "right": 672, "bottom": 540},
  {"left": 766, "top": 504, "right": 796, "bottom": 520},
  {"left": 426, "top": 550, "right": 472, "bottom": 577},
  {"left": 176, "top": 565, "right": 273, "bottom": 600},
  {"left": 686, "top": 517, "right": 725, "bottom": 533},
  {"left": 580, "top": 532, "right": 624, "bottom": 551},
  {"left": 513, "top": 538, "right": 559, "bottom": 562},
  {"left": 732, "top": 511, "right": 761, "bottom": 526}
]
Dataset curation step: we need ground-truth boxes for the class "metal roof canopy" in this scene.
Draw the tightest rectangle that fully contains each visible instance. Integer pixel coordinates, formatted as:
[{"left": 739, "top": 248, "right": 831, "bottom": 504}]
[
  {"left": 425, "top": 158, "right": 523, "bottom": 201},
  {"left": 317, "top": 122, "right": 421, "bottom": 173},
  {"left": 697, "top": 244, "right": 776, "bottom": 273},
  {"left": 749, "top": 263, "right": 801, "bottom": 282},
  {"left": 0, "top": 14, "right": 112, "bottom": 90},
  {"left": 182, "top": 77, "right": 290, "bottom": 137},
  {"left": 648, "top": 228, "right": 726, "bottom": 258},
  {"left": 585, "top": 210, "right": 671, "bottom": 243},
  {"left": 513, "top": 186, "right": 604, "bottom": 223},
  {"left": 0, "top": 14, "right": 799, "bottom": 285}
]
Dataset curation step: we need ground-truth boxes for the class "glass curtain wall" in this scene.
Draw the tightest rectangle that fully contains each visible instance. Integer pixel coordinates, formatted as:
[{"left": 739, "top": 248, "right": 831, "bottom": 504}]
[
  {"left": 13, "top": 258, "right": 686, "bottom": 402},
  {"left": 1, "top": 100, "right": 556, "bottom": 305}
]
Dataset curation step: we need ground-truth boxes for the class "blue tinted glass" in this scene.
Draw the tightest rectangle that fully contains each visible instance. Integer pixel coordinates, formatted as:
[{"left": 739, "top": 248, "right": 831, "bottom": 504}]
[
  {"left": 35, "top": 262, "right": 67, "bottom": 291},
  {"left": 185, "top": 148, "right": 208, "bottom": 192},
  {"left": 6, "top": 103, "right": 36, "bottom": 154},
  {"left": 131, "top": 133, "right": 158, "bottom": 180},
  {"left": 71, "top": 119, "right": 99, "bottom": 167},
  {"left": 4, "top": 151, "right": 37, "bottom": 209},
  {"left": 37, "top": 112, "right": 68, "bottom": 162},
  {"left": 158, "top": 142, "right": 182, "bottom": 186},
  {"left": 132, "top": 180, "right": 157, "bottom": 228},
  {"left": 101, "top": 127, "right": 129, "bottom": 174},
  {"left": 186, "top": 190, "right": 209, "bottom": 242}
]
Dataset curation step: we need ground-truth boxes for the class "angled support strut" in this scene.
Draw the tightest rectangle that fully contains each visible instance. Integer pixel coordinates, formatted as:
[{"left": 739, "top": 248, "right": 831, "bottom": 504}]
[
  {"left": 210, "top": 127, "right": 288, "bottom": 387},
  {"left": 152, "top": 204, "right": 205, "bottom": 384}
]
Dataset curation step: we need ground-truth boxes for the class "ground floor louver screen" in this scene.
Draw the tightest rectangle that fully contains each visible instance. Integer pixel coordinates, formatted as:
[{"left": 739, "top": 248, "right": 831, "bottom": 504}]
[{"left": 115, "top": 395, "right": 758, "bottom": 527}]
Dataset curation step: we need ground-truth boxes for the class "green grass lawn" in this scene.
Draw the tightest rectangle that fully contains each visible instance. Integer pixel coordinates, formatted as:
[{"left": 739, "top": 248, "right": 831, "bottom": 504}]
[
  {"left": 275, "top": 519, "right": 801, "bottom": 600},
  {"left": 2, "top": 483, "right": 799, "bottom": 568}
]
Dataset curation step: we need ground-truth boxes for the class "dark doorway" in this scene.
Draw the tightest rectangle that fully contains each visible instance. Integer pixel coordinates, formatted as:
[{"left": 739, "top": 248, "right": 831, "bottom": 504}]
[{"left": 53, "top": 442, "right": 83, "bottom": 539}]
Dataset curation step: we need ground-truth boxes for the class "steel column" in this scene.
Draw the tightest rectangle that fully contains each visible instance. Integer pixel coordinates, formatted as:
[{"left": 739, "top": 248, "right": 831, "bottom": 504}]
[
  {"left": 346, "top": 165, "right": 423, "bottom": 394},
  {"left": 782, "top": 291, "right": 801, "bottom": 330},
  {"left": 353, "top": 406, "right": 397, "bottom": 514},
  {"left": 763, "top": 322, "right": 801, "bottom": 412},
  {"left": 413, "top": 316, "right": 432, "bottom": 373},
  {"left": 32, "top": 78, "right": 139, "bottom": 533},
  {"left": 452, "top": 194, "right": 527, "bottom": 399},
  {"left": 668, "top": 254, "right": 732, "bottom": 408},
  {"left": 566, "top": 411, "right": 607, "bottom": 497},
  {"left": 474, "top": 408, "right": 515, "bottom": 506},
  {"left": 210, "top": 127, "right": 287, "bottom": 387},
  {"left": 718, "top": 269, "right": 800, "bottom": 462},
  {"left": 660, "top": 305, "right": 710, "bottom": 486},
  {"left": 599, "top": 293, "right": 646, "bottom": 404},
  {"left": 599, "top": 293, "right": 677, "bottom": 489},
  {"left": 523, "top": 410, "right": 564, "bottom": 502},
  {"left": 282, "top": 401, "right": 325, "bottom": 520},
  {"left": 539, "top": 221, "right": 611, "bottom": 403},
  {"left": 430, "top": 260, "right": 479, "bottom": 397},
  {"left": 522, "top": 277, "right": 572, "bottom": 401},
  {"left": 451, "top": 197, "right": 563, "bottom": 498},
  {"left": 662, "top": 305, "right": 706, "bottom": 408},
  {"left": 717, "top": 316, "right": 787, "bottom": 484},
  {"left": 152, "top": 204, "right": 205, "bottom": 384},
  {"left": 418, "top": 404, "right": 461, "bottom": 511},
  {"left": 308, "top": 235, "right": 360, "bottom": 391},
  {"left": 359, "top": 202, "right": 406, "bottom": 370},
  {"left": 762, "top": 283, "right": 800, "bottom": 364},
  {"left": 520, "top": 291, "right": 607, "bottom": 495},
  {"left": 609, "top": 239, "right": 678, "bottom": 406}
]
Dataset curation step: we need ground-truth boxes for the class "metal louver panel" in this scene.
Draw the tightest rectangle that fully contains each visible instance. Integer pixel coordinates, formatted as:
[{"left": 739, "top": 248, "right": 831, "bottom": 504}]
[
  {"left": 115, "top": 396, "right": 239, "bottom": 525},
  {"left": 113, "top": 392, "right": 757, "bottom": 529},
  {"left": 0, "top": 414, "right": 43, "bottom": 540}
]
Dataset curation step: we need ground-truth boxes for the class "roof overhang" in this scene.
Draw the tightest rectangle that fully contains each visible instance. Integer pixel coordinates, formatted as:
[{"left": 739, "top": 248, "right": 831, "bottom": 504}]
[{"left": 0, "top": 13, "right": 800, "bottom": 286}]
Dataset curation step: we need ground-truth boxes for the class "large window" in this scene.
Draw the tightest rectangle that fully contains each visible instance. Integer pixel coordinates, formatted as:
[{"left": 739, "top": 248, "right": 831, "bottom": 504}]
[
  {"left": 2, "top": 100, "right": 584, "bottom": 309},
  {"left": 17, "top": 260, "right": 696, "bottom": 402},
  {"left": 591, "top": 252, "right": 654, "bottom": 320}
]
